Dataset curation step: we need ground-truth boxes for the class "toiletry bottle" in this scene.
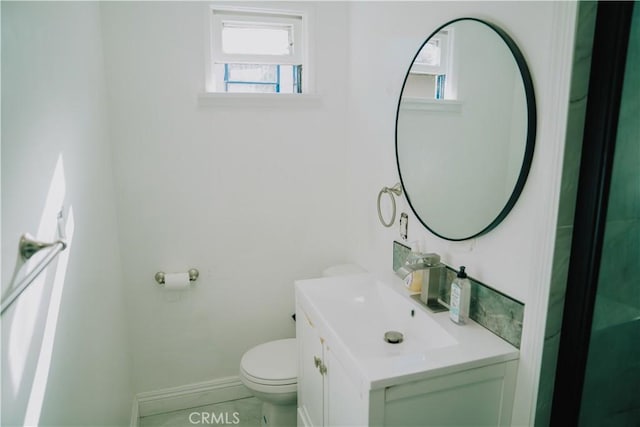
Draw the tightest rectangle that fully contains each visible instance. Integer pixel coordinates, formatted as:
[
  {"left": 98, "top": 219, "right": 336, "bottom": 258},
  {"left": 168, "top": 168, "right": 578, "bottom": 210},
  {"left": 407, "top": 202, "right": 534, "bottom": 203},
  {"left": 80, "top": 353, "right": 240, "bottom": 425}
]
[{"left": 449, "top": 266, "right": 471, "bottom": 325}]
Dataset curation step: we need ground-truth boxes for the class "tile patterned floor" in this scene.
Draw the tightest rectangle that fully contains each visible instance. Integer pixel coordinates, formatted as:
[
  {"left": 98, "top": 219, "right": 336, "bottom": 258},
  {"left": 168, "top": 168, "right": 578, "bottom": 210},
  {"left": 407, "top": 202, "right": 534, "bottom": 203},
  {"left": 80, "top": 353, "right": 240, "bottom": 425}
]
[{"left": 139, "top": 397, "right": 262, "bottom": 427}]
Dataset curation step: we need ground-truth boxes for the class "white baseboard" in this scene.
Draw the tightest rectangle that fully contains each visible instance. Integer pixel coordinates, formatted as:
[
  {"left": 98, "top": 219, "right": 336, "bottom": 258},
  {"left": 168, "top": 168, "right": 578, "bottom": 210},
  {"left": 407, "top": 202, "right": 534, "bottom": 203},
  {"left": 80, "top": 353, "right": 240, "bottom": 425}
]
[{"left": 134, "top": 376, "right": 253, "bottom": 418}]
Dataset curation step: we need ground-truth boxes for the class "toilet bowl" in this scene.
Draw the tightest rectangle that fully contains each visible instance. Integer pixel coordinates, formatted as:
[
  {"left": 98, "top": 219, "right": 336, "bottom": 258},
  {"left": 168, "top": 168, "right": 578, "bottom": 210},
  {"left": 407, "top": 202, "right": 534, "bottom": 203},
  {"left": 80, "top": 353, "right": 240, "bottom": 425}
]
[
  {"left": 239, "top": 264, "right": 365, "bottom": 426},
  {"left": 240, "top": 338, "right": 297, "bottom": 426}
]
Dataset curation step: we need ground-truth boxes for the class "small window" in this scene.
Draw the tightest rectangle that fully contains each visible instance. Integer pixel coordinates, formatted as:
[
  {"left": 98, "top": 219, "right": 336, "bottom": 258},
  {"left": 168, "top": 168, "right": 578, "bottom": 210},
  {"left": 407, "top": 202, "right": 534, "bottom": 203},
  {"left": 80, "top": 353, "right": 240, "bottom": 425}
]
[
  {"left": 210, "top": 8, "right": 304, "bottom": 94},
  {"left": 406, "top": 30, "right": 453, "bottom": 100}
]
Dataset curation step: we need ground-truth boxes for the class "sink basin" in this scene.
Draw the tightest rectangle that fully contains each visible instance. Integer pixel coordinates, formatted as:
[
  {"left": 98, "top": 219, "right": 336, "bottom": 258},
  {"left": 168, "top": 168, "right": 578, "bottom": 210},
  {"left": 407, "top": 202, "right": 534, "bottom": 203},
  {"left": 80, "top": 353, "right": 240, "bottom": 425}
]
[
  {"left": 295, "top": 272, "right": 519, "bottom": 389},
  {"left": 299, "top": 274, "right": 456, "bottom": 359}
]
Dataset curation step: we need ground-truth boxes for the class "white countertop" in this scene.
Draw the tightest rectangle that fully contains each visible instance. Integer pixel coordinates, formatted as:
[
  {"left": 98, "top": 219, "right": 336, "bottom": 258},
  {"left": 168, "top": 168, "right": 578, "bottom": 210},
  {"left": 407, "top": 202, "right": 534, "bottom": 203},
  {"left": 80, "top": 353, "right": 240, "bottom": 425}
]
[{"left": 295, "top": 272, "right": 519, "bottom": 391}]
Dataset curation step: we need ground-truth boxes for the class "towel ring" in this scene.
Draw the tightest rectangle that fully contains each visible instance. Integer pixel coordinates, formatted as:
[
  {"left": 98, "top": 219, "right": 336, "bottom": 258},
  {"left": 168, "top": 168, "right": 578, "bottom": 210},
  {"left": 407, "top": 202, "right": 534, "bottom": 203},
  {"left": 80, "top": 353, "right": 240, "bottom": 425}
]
[{"left": 377, "top": 183, "right": 403, "bottom": 227}]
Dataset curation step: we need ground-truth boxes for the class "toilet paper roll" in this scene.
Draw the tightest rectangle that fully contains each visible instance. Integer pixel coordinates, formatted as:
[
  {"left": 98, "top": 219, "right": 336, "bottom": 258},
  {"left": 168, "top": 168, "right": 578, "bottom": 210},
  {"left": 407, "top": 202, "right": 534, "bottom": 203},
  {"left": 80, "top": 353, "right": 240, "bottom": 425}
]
[{"left": 163, "top": 272, "right": 190, "bottom": 290}]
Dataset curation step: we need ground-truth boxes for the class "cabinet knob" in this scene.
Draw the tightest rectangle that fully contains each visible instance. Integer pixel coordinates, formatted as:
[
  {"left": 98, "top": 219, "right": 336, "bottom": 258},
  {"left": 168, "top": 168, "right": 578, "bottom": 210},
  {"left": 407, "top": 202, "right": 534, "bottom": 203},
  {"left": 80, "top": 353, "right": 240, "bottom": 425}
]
[{"left": 314, "top": 356, "right": 321, "bottom": 368}]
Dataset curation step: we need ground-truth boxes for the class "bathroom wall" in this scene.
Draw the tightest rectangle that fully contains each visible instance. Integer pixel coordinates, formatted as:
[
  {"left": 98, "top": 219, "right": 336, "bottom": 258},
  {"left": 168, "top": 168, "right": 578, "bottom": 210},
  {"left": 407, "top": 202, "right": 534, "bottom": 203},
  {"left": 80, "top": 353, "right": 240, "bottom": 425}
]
[
  {"left": 1, "top": 2, "right": 132, "bottom": 425},
  {"left": 535, "top": 3, "right": 597, "bottom": 424},
  {"left": 1, "top": 3, "right": 577, "bottom": 424},
  {"left": 100, "top": 2, "right": 350, "bottom": 393},
  {"left": 345, "top": 2, "right": 576, "bottom": 425}
]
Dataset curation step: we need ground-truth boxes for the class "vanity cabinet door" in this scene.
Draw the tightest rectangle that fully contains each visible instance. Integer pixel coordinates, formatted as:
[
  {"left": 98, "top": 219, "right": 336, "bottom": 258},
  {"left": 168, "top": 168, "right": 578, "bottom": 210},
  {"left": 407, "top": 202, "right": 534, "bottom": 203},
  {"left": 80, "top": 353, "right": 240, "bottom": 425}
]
[
  {"left": 325, "top": 345, "right": 368, "bottom": 427},
  {"left": 381, "top": 360, "right": 518, "bottom": 426},
  {"left": 297, "top": 309, "right": 325, "bottom": 427}
]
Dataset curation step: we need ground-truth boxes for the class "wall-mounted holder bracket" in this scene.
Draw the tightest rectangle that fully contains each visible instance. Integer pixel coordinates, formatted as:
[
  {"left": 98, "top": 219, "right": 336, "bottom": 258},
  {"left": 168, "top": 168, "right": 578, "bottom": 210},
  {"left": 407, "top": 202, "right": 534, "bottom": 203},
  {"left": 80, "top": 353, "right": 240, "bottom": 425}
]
[
  {"left": 2, "top": 229, "right": 68, "bottom": 315},
  {"left": 399, "top": 212, "right": 408, "bottom": 240},
  {"left": 154, "top": 269, "right": 199, "bottom": 285},
  {"left": 20, "top": 234, "right": 67, "bottom": 261}
]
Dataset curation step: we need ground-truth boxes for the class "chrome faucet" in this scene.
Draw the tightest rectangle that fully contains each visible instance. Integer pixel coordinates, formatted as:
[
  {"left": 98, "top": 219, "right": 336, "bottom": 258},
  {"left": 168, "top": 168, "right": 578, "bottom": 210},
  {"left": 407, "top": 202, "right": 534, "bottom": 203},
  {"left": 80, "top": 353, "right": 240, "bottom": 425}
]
[{"left": 396, "top": 252, "right": 448, "bottom": 313}]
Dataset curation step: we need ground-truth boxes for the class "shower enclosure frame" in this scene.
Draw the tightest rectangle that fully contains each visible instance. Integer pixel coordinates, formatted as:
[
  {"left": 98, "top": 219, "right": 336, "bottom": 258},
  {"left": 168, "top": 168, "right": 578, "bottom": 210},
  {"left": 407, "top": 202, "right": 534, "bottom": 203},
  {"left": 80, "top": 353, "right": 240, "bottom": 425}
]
[{"left": 550, "top": 1, "right": 635, "bottom": 424}]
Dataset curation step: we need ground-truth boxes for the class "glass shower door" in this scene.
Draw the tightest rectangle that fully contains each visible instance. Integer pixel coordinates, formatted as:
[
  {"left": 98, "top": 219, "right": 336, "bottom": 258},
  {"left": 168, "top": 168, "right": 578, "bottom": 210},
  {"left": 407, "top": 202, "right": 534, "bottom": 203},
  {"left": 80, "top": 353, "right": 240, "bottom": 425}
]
[{"left": 578, "top": 4, "right": 640, "bottom": 425}]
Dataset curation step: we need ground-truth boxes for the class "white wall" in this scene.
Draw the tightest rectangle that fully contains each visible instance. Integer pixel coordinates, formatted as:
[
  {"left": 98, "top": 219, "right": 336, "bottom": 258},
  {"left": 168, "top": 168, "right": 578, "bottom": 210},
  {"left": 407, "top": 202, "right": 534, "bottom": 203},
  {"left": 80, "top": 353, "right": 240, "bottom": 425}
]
[
  {"left": 345, "top": 2, "right": 576, "bottom": 425},
  {"left": 0, "top": 2, "right": 576, "bottom": 424},
  {"left": 1, "top": 2, "right": 132, "bottom": 425},
  {"left": 100, "top": 1, "right": 350, "bottom": 393}
]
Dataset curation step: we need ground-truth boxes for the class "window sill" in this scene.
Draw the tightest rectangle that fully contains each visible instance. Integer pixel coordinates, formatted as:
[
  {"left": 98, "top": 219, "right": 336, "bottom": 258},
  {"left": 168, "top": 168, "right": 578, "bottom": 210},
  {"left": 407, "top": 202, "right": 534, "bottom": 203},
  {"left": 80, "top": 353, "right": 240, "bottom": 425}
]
[
  {"left": 400, "top": 98, "right": 463, "bottom": 113},
  {"left": 197, "top": 92, "right": 322, "bottom": 108}
]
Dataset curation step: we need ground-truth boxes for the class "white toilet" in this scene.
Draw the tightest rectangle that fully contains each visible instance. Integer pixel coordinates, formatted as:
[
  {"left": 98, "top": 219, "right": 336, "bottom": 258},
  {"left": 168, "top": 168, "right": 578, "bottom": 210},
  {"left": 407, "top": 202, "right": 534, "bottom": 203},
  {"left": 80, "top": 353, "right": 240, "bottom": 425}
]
[{"left": 239, "top": 264, "right": 365, "bottom": 426}]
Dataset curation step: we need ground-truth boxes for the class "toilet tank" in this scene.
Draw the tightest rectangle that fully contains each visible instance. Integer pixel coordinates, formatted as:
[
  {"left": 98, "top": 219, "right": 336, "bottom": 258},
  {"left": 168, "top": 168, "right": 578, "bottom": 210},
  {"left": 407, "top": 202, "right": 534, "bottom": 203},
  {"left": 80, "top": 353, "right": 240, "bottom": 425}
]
[
  {"left": 292, "top": 265, "right": 365, "bottom": 323},
  {"left": 321, "top": 264, "right": 366, "bottom": 277}
]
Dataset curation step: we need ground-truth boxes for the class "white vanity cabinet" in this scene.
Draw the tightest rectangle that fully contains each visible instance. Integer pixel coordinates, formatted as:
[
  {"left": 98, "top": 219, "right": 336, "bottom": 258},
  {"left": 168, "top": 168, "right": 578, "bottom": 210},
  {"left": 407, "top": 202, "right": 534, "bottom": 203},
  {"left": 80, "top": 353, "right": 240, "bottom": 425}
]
[
  {"left": 295, "top": 274, "right": 520, "bottom": 427},
  {"left": 296, "top": 307, "right": 368, "bottom": 427}
]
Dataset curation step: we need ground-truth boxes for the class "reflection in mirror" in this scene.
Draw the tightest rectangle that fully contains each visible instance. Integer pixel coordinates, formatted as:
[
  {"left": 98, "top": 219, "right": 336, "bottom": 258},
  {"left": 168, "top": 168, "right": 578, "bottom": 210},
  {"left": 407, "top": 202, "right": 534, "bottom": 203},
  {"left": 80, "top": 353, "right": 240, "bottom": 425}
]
[
  {"left": 396, "top": 18, "right": 535, "bottom": 240},
  {"left": 404, "top": 30, "right": 452, "bottom": 100}
]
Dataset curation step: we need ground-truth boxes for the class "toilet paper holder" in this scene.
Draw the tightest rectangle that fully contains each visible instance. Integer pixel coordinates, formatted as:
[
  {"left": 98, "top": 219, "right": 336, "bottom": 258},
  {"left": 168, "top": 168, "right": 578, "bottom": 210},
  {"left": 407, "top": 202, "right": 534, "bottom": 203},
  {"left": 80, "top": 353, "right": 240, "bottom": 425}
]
[{"left": 155, "top": 269, "right": 199, "bottom": 286}]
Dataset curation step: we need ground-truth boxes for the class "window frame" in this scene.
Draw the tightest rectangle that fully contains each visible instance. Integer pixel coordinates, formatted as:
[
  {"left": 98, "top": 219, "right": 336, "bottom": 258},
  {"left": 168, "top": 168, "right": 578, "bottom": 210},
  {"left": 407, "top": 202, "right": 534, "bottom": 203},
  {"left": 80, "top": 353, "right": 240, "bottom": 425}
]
[
  {"left": 207, "top": 6, "right": 307, "bottom": 94},
  {"left": 212, "top": 10, "right": 303, "bottom": 65}
]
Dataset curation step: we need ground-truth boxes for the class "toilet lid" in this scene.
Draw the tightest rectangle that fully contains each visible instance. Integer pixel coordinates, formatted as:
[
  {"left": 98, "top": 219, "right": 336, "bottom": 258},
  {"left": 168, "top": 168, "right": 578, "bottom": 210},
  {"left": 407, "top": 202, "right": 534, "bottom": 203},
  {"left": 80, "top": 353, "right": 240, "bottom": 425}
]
[{"left": 241, "top": 338, "right": 297, "bottom": 385}]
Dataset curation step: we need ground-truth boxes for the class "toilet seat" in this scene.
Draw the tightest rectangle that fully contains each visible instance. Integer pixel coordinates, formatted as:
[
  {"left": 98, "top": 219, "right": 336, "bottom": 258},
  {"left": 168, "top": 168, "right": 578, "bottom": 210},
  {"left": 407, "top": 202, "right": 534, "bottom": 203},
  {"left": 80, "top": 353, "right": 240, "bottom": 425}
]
[{"left": 240, "top": 338, "right": 297, "bottom": 386}]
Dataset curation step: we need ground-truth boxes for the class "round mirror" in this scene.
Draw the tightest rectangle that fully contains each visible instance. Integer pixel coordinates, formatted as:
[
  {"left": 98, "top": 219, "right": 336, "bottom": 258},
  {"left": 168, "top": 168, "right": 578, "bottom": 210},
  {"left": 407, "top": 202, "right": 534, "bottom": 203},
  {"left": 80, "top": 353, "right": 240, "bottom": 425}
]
[{"left": 395, "top": 18, "right": 536, "bottom": 241}]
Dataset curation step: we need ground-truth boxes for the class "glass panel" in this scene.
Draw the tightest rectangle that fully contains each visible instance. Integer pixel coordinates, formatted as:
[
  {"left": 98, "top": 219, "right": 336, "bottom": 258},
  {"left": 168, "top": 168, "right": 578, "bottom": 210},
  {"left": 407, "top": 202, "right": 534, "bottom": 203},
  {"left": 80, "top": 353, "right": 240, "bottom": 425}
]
[
  {"left": 279, "top": 65, "right": 294, "bottom": 93},
  {"left": 226, "top": 64, "right": 278, "bottom": 83},
  {"left": 402, "top": 73, "right": 437, "bottom": 99},
  {"left": 415, "top": 38, "right": 441, "bottom": 67},
  {"left": 222, "top": 24, "right": 291, "bottom": 56},
  {"left": 578, "top": 6, "right": 640, "bottom": 425}
]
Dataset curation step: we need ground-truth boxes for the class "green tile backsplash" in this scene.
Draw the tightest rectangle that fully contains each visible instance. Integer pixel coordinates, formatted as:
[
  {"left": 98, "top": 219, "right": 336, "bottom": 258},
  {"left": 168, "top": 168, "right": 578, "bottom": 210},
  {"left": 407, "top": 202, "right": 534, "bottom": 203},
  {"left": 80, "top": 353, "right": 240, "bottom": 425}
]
[
  {"left": 393, "top": 241, "right": 525, "bottom": 348},
  {"left": 439, "top": 267, "right": 524, "bottom": 348}
]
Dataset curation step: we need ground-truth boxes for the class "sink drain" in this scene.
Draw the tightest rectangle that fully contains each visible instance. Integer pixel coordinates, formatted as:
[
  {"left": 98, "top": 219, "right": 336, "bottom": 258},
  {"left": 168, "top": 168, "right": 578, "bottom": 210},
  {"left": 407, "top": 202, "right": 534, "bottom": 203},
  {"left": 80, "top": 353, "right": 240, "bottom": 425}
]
[{"left": 384, "top": 331, "right": 404, "bottom": 344}]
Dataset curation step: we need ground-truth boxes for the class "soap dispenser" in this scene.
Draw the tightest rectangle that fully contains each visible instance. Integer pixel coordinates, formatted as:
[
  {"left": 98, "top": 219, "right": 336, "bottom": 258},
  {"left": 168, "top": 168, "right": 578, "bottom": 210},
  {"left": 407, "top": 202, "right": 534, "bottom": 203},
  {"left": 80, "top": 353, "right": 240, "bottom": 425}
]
[{"left": 449, "top": 266, "right": 471, "bottom": 325}]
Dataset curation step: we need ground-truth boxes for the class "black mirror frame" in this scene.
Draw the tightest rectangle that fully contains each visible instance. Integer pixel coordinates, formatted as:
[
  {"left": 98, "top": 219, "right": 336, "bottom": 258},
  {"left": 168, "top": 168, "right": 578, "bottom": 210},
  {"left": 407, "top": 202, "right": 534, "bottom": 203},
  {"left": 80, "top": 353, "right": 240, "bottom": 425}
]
[{"left": 395, "top": 17, "right": 537, "bottom": 241}]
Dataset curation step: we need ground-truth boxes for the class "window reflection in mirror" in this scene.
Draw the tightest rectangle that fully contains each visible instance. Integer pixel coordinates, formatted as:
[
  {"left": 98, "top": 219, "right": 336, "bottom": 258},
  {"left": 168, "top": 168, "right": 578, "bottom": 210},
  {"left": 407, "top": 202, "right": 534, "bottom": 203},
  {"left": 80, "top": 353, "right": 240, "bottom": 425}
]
[{"left": 404, "top": 30, "right": 454, "bottom": 100}]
